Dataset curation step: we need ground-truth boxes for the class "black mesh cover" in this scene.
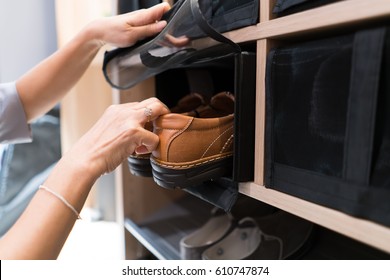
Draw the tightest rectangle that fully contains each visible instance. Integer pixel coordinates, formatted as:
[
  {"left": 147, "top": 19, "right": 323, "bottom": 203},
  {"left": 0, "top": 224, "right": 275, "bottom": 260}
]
[{"left": 265, "top": 26, "right": 390, "bottom": 226}]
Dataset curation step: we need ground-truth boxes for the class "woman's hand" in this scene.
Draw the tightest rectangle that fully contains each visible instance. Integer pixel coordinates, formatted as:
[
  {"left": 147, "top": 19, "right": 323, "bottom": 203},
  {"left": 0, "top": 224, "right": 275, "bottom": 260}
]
[
  {"left": 89, "top": 2, "right": 171, "bottom": 48},
  {"left": 65, "top": 97, "right": 170, "bottom": 178}
]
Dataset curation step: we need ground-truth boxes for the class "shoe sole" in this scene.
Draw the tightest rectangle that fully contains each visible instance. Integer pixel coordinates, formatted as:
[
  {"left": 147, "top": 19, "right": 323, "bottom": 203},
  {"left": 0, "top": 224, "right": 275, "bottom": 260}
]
[
  {"left": 127, "top": 155, "right": 153, "bottom": 177},
  {"left": 150, "top": 155, "right": 233, "bottom": 189}
]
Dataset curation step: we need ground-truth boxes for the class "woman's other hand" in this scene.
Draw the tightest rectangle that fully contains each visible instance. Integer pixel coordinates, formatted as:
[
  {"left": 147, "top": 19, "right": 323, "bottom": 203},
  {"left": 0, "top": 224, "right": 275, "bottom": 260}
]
[{"left": 65, "top": 97, "right": 170, "bottom": 178}]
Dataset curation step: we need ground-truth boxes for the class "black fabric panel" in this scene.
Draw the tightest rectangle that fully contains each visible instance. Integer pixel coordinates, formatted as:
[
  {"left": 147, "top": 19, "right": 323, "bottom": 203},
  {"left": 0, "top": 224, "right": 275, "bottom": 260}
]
[
  {"left": 372, "top": 29, "right": 390, "bottom": 188},
  {"left": 191, "top": 0, "right": 241, "bottom": 52},
  {"left": 267, "top": 34, "right": 353, "bottom": 178},
  {"left": 343, "top": 28, "right": 386, "bottom": 185},
  {"left": 273, "top": 0, "right": 340, "bottom": 16},
  {"left": 265, "top": 25, "right": 390, "bottom": 226},
  {"left": 272, "top": 164, "right": 390, "bottom": 226},
  {"left": 200, "top": 0, "right": 259, "bottom": 33}
]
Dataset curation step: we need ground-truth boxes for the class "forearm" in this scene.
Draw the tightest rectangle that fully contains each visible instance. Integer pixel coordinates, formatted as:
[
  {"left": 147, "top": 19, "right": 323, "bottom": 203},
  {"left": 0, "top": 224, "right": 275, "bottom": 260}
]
[
  {"left": 0, "top": 156, "right": 98, "bottom": 259},
  {"left": 16, "top": 24, "right": 102, "bottom": 122},
  {"left": 0, "top": 96, "right": 169, "bottom": 259}
]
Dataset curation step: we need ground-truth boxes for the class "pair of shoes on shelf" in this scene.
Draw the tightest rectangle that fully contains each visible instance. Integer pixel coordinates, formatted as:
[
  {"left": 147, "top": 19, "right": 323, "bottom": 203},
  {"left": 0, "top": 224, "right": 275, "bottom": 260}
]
[
  {"left": 180, "top": 198, "right": 314, "bottom": 260},
  {"left": 128, "top": 91, "right": 235, "bottom": 190}
]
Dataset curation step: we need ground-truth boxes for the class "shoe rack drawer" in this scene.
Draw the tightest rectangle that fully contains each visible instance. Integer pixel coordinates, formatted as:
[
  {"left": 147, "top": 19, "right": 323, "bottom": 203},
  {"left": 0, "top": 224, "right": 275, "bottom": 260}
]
[{"left": 154, "top": 51, "right": 256, "bottom": 211}]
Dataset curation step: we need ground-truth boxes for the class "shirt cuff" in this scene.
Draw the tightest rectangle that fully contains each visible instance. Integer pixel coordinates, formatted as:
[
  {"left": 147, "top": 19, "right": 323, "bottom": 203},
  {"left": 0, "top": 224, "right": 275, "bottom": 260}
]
[{"left": 0, "top": 82, "right": 32, "bottom": 144}]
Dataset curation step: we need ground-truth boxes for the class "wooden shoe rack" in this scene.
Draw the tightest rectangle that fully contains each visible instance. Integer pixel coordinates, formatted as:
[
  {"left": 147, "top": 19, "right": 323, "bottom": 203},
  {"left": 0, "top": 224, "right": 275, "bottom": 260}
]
[{"left": 112, "top": 0, "right": 390, "bottom": 259}]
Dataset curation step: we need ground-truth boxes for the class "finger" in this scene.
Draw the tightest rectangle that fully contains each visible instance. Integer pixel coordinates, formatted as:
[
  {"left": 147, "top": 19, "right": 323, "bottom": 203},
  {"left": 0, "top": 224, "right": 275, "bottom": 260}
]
[
  {"left": 138, "top": 99, "right": 170, "bottom": 123},
  {"left": 140, "top": 104, "right": 170, "bottom": 124},
  {"left": 130, "top": 3, "right": 171, "bottom": 26},
  {"left": 138, "top": 130, "right": 160, "bottom": 153},
  {"left": 134, "top": 97, "right": 169, "bottom": 112},
  {"left": 130, "top": 21, "right": 167, "bottom": 41},
  {"left": 164, "top": 34, "right": 190, "bottom": 47}
]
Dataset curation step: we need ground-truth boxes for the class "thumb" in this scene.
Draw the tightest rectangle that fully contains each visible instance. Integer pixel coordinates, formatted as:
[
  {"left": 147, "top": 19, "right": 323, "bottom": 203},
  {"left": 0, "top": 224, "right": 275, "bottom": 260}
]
[{"left": 136, "top": 131, "right": 160, "bottom": 154}]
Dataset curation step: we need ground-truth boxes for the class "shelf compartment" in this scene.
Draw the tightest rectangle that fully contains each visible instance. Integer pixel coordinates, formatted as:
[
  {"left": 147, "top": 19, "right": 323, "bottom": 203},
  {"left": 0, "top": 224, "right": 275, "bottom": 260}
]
[
  {"left": 124, "top": 195, "right": 214, "bottom": 260},
  {"left": 151, "top": 51, "right": 256, "bottom": 212}
]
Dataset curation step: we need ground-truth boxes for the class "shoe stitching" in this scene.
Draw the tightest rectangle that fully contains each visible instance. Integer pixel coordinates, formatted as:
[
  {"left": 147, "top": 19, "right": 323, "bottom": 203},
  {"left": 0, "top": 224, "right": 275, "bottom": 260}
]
[
  {"left": 166, "top": 118, "right": 194, "bottom": 162},
  {"left": 151, "top": 153, "right": 232, "bottom": 169},
  {"left": 154, "top": 115, "right": 234, "bottom": 161},
  {"left": 221, "top": 133, "right": 234, "bottom": 154},
  {"left": 201, "top": 125, "right": 234, "bottom": 158}
]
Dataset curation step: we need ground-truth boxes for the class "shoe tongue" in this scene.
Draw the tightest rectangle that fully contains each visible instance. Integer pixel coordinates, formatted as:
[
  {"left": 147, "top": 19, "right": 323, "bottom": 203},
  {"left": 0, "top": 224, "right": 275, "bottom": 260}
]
[
  {"left": 191, "top": 91, "right": 235, "bottom": 118},
  {"left": 209, "top": 92, "right": 235, "bottom": 115},
  {"left": 170, "top": 93, "right": 205, "bottom": 113}
]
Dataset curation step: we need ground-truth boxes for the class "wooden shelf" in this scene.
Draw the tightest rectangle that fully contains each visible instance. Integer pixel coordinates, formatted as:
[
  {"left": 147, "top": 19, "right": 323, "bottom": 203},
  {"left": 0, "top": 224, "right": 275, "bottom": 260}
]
[
  {"left": 240, "top": 182, "right": 390, "bottom": 254},
  {"left": 224, "top": 0, "right": 390, "bottom": 43}
]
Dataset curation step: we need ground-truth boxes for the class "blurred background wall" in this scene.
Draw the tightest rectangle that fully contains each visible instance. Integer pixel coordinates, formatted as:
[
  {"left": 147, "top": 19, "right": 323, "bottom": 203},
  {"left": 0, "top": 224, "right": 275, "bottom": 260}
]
[{"left": 0, "top": 0, "right": 57, "bottom": 82}]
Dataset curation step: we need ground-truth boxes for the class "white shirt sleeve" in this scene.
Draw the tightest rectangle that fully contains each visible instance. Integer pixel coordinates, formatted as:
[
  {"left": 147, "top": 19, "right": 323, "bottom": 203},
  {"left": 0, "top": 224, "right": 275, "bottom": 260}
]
[{"left": 0, "top": 82, "right": 32, "bottom": 144}]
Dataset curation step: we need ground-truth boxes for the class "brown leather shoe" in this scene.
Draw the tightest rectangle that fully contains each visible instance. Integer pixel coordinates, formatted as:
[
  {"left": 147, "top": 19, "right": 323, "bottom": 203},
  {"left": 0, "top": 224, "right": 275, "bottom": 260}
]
[
  {"left": 127, "top": 93, "right": 207, "bottom": 177},
  {"left": 150, "top": 113, "right": 234, "bottom": 189},
  {"left": 128, "top": 92, "right": 235, "bottom": 177}
]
